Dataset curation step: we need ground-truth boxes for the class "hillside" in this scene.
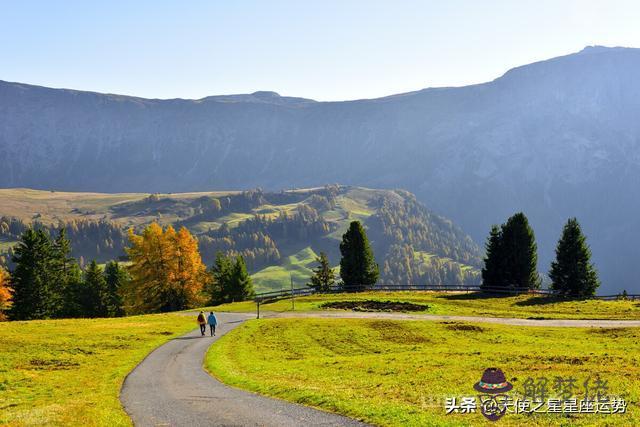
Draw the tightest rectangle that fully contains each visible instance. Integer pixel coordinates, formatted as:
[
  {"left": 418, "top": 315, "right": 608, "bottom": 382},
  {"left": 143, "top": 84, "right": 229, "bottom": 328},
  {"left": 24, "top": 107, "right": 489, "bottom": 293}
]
[
  {"left": 0, "top": 186, "right": 482, "bottom": 292},
  {"left": 3, "top": 46, "right": 639, "bottom": 291}
]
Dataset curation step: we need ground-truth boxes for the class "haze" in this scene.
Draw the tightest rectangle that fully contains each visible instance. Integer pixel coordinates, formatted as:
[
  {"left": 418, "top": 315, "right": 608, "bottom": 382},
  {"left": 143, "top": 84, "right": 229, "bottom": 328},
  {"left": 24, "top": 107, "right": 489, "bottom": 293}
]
[{"left": 2, "top": 0, "right": 640, "bottom": 101}]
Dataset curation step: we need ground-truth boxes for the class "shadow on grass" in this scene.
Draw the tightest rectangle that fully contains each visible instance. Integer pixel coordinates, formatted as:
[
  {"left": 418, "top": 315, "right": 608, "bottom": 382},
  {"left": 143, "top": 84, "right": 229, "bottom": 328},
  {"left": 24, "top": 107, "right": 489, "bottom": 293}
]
[
  {"left": 437, "top": 291, "right": 515, "bottom": 301},
  {"left": 513, "top": 296, "right": 580, "bottom": 307}
]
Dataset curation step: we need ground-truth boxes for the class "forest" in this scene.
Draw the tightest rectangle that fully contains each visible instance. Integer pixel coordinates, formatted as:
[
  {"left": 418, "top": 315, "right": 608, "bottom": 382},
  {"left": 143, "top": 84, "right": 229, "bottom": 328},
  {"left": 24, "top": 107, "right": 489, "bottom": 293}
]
[{"left": 0, "top": 186, "right": 482, "bottom": 289}]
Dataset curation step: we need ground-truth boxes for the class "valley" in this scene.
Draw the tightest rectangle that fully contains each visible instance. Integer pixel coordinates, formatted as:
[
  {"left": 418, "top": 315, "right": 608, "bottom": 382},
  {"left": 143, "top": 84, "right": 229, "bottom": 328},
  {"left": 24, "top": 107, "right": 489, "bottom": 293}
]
[{"left": 0, "top": 186, "right": 481, "bottom": 292}]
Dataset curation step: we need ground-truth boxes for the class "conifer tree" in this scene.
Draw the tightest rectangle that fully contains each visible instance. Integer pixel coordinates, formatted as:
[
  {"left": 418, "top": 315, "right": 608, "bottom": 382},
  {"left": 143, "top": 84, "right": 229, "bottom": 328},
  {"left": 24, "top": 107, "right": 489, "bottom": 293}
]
[
  {"left": 481, "top": 225, "right": 504, "bottom": 290},
  {"left": 481, "top": 213, "right": 539, "bottom": 291},
  {"left": 81, "top": 260, "right": 108, "bottom": 317},
  {"left": 500, "top": 213, "right": 539, "bottom": 289},
  {"left": 307, "top": 252, "right": 335, "bottom": 292},
  {"left": 9, "top": 229, "right": 54, "bottom": 320},
  {"left": 339, "top": 221, "right": 379, "bottom": 291},
  {"left": 104, "top": 261, "right": 127, "bottom": 317},
  {"left": 550, "top": 218, "right": 600, "bottom": 297},
  {"left": 207, "top": 251, "right": 233, "bottom": 305},
  {"left": 228, "top": 256, "right": 254, "bottom": 301},
  {"left": 52, "top": 228, "right": 82, "bottom": 317}
]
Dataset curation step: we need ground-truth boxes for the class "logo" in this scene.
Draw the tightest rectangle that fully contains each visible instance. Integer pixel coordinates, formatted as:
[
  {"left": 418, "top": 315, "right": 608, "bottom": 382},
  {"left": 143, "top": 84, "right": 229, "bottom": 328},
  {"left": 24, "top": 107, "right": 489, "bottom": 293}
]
[
  {"left": 444, "top": 368, "right": 628, "bottom": 421},
  {"left": 474, "top": 367, "right": 513, "bottom": 421}
]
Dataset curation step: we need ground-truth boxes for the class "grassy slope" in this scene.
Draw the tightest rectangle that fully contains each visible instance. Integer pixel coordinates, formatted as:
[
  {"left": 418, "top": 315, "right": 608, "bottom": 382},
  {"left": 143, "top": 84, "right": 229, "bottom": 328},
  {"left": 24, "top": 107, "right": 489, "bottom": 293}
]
[
  {"left": 0, "top": 188, "right": 241, "bottom": 227},
  {"left": 251, "top": 247, "right": 319, "bottom": 291},
  {"left": 213, "top": 291, "right": 640, "bottom": 320},
  {"left": 0, "top": 187, "right": 481, "bottom": 290},
  {"left": 206, "top": 318, "right": 640, "bottom": 426},
  {"left": 0, "top": 314, "right": 194, "bottom": 426}
]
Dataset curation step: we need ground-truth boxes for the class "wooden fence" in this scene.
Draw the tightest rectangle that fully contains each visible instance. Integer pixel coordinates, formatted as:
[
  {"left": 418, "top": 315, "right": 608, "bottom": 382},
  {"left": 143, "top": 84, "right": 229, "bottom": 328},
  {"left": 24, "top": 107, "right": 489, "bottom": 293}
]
[{"left": 254, "top": 284, "right": 640, "bottom": 317}]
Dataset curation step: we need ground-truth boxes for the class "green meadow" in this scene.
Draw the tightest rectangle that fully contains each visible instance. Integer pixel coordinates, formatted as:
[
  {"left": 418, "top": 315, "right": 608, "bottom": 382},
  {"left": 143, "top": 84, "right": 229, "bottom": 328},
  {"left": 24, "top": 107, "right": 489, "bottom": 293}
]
[
  {"left": 0, "top": 314, "right": 194, "bottom": 426},
  {"left": 212, "top": 291, "right": 640, "bottom": 320},
  {"left": 206, "top": 318, "right": 640, "bottom": 426}
]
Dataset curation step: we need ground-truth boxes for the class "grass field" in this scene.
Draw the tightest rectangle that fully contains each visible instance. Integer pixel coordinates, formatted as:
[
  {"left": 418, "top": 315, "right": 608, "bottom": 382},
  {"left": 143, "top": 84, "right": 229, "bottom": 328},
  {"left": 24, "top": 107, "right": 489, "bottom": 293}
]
[
  {"left": 0, "top": 314, "right": 195, "bottom": 426},
  {"left": 206, "top": 318, "right": 640, "bottom": 426},
  {"left": 212, "top": 291, "right": 640, "bottom": 320},
  {"left": 0, "top": 188, "right": 241, "bottom": 227},
  {"left": 250, "top": 246, "right": 341, "bottom": 293}
]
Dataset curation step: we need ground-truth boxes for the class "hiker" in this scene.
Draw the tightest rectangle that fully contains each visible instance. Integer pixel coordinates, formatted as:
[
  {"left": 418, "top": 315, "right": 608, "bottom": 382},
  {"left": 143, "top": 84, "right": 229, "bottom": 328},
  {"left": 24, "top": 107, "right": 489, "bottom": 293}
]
[
  {"left": 197, "top": 311, "right": 206, "bottom": 336},
  {"left": 207, "top": 311, "right": 218, "bottom": 336}
]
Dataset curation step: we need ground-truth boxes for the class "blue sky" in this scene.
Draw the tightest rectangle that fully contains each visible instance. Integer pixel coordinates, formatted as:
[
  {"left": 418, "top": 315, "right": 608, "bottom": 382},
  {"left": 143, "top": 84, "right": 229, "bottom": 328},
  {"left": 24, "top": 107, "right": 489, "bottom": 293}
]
[{"left": 1, "top": 0, "right": 639, "bottom": 101}]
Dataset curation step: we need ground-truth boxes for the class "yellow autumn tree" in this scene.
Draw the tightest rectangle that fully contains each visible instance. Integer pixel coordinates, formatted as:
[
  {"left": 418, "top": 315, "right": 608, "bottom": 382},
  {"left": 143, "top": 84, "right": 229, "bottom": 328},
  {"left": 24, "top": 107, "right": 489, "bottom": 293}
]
[
  {"left": 124, "top": 223, "right": 208, "bottom": 313},
  {"left": 0, "top": 267, "right": 11, "bottom": 321}
]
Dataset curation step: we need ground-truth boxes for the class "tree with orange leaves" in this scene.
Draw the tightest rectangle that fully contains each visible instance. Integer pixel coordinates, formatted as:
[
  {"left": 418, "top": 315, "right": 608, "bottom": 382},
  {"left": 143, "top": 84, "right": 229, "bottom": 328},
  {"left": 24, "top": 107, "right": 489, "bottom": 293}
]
[
  {"left": 0, "top": 267, "right": 11, "bottom": 321},
  {"left": 124, "top": 223, "right": 208, "bottom": 313}
]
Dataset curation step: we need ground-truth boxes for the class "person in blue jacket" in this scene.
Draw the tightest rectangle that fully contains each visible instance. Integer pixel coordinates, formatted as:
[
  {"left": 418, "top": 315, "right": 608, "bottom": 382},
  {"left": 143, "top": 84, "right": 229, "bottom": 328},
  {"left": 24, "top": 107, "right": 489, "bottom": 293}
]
[{"left": 207, "top": 311, "right": 218, "bottom": 336}]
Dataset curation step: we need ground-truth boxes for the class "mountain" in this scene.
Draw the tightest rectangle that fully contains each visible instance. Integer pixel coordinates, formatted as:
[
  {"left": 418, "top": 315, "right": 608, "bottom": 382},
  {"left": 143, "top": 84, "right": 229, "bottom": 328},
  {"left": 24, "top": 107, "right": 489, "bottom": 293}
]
[
  {"left": 0, "top": 186, "right": 482, "bottom": 292},
  {"left": 1, "top": 46, "right": 639, "bottom": 292}
]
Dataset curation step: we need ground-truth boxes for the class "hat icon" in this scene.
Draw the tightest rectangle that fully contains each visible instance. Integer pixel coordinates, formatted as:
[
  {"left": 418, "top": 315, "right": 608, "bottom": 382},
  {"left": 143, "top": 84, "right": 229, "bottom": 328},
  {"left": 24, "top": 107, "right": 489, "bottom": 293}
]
[{"left": 474, "top": 368, "right": 513, "bottom": 394}]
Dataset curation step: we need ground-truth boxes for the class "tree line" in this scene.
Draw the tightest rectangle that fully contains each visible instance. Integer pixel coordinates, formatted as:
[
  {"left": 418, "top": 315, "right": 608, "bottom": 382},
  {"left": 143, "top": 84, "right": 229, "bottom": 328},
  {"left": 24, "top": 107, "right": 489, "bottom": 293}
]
[
  {"left": 6, "top": 228, "right": 127, "bottom": 320},
  {"left": 0, "top": 217, "right": 128, "bottom": 267},
  {"left": 2, "top": 223, "right": 255, "bottom": 320},
  {"left": 481, "top": 213, "right": 600, "bottom": 297}
]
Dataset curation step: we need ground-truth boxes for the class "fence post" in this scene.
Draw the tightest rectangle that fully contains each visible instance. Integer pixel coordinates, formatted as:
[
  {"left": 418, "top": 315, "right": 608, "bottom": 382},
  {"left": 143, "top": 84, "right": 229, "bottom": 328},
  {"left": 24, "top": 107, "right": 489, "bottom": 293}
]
[
  {"left": 290, "top": 274, "right": 295, "bottom": 311},
  {"left": 256, "top": 299, "right": 260, "bottom": 319}
]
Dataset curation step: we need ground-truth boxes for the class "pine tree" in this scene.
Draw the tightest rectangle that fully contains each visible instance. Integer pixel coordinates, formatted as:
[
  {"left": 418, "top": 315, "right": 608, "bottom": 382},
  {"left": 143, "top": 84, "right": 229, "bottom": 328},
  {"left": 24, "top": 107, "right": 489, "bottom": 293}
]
[
  {"left": 81, "top": 260, "right": 109, "bottom": 317},
  {"left": 307, "top": 252, "right": 335, "bottom": 292},
  {"left": 0, "top": 267, "right": 11, "bottom": 321},
  {"left": 207, "top": 251, "right": 233, "bottom": 305},
  {"left": 52, "top": 228, "right": 82, "bottom": 317},
  {"left": 500, "top": 213, "right": 539, "bottom": 289},
  {"left": 339, "top": 221, "right": 379, "bottom": 291},
  {"left": 9, "top": 229, "right": 55, "bottom": 320},
  {"left": 549, "top": 218, "right": 600, "bottom": 297},
  {"left": 104, "top": 261, "right": 127, "bottom": 317},
  {"left": 228, "top": 256, "right": 254, "bottom": 301},
  {"left": 481, "top": 225, "right": 504, "bottom": 290}
]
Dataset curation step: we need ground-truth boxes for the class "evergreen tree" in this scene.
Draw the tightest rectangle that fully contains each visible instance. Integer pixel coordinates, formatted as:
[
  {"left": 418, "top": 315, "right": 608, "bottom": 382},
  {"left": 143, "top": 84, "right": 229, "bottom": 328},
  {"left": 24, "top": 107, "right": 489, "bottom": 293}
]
[
  {"left": 549, "top": 218, "right": 599, "bottom": 297},
  {"left": 228, "top": 256, "right": 254, "bottom": 301},
  {"left": 9, "top": 229, "right": 55, "bottom": 320},
  {"left": 307, "top": 252, "right": 335, "bottom": 292},
  {"left": 104, "top": 261, "right": 127, "bottom": 317},
  {"left": 500, "top": 213, "right": 539, "bottom": 289},
  {"left": 81, "top": 260, "right": 108, "bottom": 317},
  {"left": 52, "top": 228, "right": 82, "bottom": 317},
  {"left": 481, "top": 225, "right": 504, "bottom": 290},
  {"left": 207, "top": 251, "right": 233, "bottom": 305},
  {"left": 339, "top": 221, "right": 379, "bottom": 291},
  {"left": 57, "top": 264, "right": 85, "bottom": 318}
]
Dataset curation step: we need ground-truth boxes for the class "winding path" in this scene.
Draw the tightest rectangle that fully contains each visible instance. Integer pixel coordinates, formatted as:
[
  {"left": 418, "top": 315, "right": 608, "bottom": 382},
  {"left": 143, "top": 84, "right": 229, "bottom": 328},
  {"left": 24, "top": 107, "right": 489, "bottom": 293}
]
[
  {"left": 267, "top": 311, "right": 640, "bottom": 327},
  {"left": 120, "top": 312, "right": 368, "bottom": 427},
  {"left": 121, "top": 311, "right": 640, "bottom": 426}
]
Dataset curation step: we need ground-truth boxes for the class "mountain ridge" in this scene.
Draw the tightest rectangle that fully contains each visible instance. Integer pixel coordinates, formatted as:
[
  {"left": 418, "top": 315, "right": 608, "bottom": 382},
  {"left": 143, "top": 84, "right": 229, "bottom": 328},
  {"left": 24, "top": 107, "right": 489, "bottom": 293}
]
[
  {"left": 2, "top": 46, "right": 640, "bottom": 292},
  {"left": 0, "top": 186, "right": 482, "bottom": 292}
]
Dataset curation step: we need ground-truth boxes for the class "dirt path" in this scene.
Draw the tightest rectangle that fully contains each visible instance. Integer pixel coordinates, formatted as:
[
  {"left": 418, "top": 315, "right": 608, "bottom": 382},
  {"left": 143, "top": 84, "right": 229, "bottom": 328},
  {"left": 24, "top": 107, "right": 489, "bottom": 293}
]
[{"left": 263, "top": 310, "right": 640, "bottom": 327}]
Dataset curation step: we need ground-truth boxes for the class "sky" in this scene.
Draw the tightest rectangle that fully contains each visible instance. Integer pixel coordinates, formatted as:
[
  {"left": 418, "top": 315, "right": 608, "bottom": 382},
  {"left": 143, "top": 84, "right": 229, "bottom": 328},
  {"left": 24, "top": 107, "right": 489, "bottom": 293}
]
[{"left": 1, "top": 0, "right": 639, "bottom": 101}]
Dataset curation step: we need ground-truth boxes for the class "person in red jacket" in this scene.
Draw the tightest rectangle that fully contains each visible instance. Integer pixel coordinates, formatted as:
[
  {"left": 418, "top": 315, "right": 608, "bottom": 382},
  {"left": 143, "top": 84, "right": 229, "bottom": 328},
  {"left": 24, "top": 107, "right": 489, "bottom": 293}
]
[{"left": 197, "top": 311, "right": 206, "bottom": 336}]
